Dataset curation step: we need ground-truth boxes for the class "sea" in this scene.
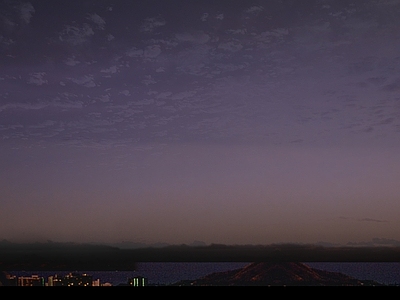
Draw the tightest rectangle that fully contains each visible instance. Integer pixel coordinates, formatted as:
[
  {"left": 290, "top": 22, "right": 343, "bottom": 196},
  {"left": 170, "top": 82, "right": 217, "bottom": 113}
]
[{"left": 9, "top": 262, "right": 400, "bottom": 286}]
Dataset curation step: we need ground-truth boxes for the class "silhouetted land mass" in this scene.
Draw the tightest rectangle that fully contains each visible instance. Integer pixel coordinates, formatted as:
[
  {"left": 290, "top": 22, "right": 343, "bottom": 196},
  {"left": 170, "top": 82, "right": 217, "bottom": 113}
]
[
  {"left": 171, "top": 262, "right": 385, "bottom": 286},
  {"left": 1, "top": 241, "right": 400, "bottom": 271},
  {"left": 0, "top": 241, "right": 133, "bottom": 271}
]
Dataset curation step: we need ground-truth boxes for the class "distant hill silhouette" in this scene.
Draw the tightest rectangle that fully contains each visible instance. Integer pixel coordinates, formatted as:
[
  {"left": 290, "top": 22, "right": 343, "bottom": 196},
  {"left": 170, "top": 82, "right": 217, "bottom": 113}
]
[
  {"left": 1, "top": 241, "right": 400, "bottom": 270},
  {"left": 173, "top": 262, "right": 385, "bottom": 286}
]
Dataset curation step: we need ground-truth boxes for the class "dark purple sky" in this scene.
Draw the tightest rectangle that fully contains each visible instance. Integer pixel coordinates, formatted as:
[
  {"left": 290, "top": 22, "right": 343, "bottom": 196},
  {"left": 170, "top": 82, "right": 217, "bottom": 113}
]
[{"left": 1, "top": 0, "right": 400, "bottom": 246}]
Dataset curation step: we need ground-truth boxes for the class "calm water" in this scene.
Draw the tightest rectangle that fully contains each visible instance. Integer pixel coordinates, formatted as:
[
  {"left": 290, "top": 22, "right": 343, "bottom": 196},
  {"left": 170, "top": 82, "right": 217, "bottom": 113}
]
[
  {"left": 11, "top": 263, "right": 249, "bottom": 286},
  {"left": 11, "top": 262, "right": 400, "bottom": 286},
  {"left": 306, "top": 262, "right": 400, "bottom": 286}
]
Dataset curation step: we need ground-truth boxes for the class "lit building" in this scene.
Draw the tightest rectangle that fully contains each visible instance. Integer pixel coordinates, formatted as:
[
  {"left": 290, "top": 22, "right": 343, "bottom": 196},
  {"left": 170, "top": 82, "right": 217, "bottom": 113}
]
[
  {"left": 128, "top": 276, "right": 148, "bottom": 286},
  {"left": 47, "top": 275, "right": 65, "bottom": 286},
  {"left": 1, "top": 273, "right": 17, "bottom": 286},
  {"left": 92, "top": 278, "right": 101, "bottom": 286},
  {"left": 18, "top": 275, "right": 45, "bottom": 286},
  {"left": 63, "top": 272, "right": 93, "bottom": 286},
  {"left": 101, "top": 282, "right": 112, "bottom": 286},
  {"left": 47, "top": 273, "right": 93, "bottom": 286}
]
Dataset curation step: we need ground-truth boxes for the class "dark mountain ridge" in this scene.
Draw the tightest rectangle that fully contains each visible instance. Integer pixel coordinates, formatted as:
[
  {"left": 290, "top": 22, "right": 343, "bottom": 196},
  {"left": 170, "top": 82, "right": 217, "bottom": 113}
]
[{"left": 176, "top": 262, "right": 385, "bottom": 286}]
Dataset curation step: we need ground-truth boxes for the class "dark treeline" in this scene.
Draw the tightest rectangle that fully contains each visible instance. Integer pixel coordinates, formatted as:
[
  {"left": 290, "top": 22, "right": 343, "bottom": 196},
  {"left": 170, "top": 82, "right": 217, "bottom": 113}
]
[{"left": 1, "top": 241, "right": 400, "bottom": 271}]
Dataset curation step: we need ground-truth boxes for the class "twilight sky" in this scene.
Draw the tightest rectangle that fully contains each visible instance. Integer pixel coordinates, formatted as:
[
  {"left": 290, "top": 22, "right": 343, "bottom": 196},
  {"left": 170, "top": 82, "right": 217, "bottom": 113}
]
[{"left": 1, "top": 0, "right": 400, "bottom": 246}]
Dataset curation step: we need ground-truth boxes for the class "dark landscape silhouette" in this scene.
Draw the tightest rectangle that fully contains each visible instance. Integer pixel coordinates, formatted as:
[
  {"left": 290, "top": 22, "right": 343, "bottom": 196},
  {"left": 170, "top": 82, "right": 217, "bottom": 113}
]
[
  {"left": 1, "top": 241, "right": 400, "bottom": 271},
  {"left": 171, "top": 262, "right": 385, "bottom": 286},
  {"left": 1, "top": 262, "right": 387, "bottom": 287}
]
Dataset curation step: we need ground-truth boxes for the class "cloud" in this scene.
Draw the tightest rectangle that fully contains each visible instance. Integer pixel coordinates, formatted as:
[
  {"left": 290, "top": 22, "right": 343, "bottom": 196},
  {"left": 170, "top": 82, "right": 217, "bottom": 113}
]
[
  {"left": 64, "top": 56, "right": 80, "bottom": 66},
  {"left": 144, "top": 45, "right": 162, "bottom": 58},
  {"left": 0, "top": 95, "right": 84, "bottom": 112},
  {"left": 382, "top": 79, "right": 400, "bottom": 92},
  {"left": 375, "top": 117, "right": 394, "bottom": 126},
  {"left": 374, "top": 0, "right": 400, "bottom": 6},
  {"left": 19, "top": 2, "right": 35, "bottom": 24},
  {"left": 339, "top": 215, "right": 390, "bottom": 224},
  {"left": 119, "top": 90, "right": 130, "bottom": 96},
  {"left": 51, "top": 96, "right": 84, "bottom": 109},
  {"left": 226, "top": 29, "right": 247, "bottom": 35},
  {"left": 140, "top": 17, "right": 166, "bottom": 32},
  {"left": 347, "top": 238, "right": 400, "bottom": 247},
  {"left": 217, "top": 41, "right": 243, "bottom": 52},
  {"left": 126, "top": 47, "right": 144, "bottom": 58},
  {"left": 27, "top": 72, "right": 48, "bottom": 85},
  {"left": 201, "top": 13, "right": 208, "bottom": 22},
  {"left": 0, "top": 36, "right": 15, "bottom": 47},
  {"left": 175, "top": 32, "right": 210, "bottom": 44},
  {"left": 215, "top": 62, "right": 249, "bottom": 73},
  {"left": 97, "top": 94, "right": 111, "bottom": 103},
  {"left": 358, "top": 218, "right": 388, "bottom": 223},
  {"left": 170, "top": 90, "right": 197, "bottom": 100},
  {"left": 177, "top": 63, "right": 207, "bottom": 76},
  {"left": 371, "top": 238, "right": 400, "bottom": 246},
  {"left": 125, "top": 45, "right": 162, "bottom": 60},
  {"left": 133, "top": 98, "right": 154, "bottom": 106},
  {"left": 0, "top": 102, "right": 47, "bottom": 112},
  {"left": 101, "top": 65, "right": 119, "bottom": 77},
  {"left": 245, "top": 6, "right": 264, "bottom": 14},
  {"left": 142, "top": 75, "right": 157, "bottom": 86},
  {"left": 59, "top": 23, "right": 95, "bottom": 46},
  {"left": 69, "top": 75, "right": 96, "bottom": 88},
  {"left": 156, "top": 92, "right": 172, "bottom": 99},
  {"left": 87, "top": 13, "right": 106, "bottom": 30},
  {"left": 28, "top": 120, "right": 57, "bottom": 129},
  {"left": 262, "top": 28, "right": 289, "bottom": 37}
]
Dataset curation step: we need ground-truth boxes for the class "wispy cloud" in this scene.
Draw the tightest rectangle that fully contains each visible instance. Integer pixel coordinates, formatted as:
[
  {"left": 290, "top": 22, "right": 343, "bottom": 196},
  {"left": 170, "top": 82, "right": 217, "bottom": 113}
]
[
  {"left": 140, "top": 17, "right": 166, "bottom": 33},
  {"left": 59, "top": 23, "right": 94, "bottom": 46},
  {"left": 175, "top": 32, "right": 210, "bottom": 44},
  {"left": 87, "top": 13, "right": 106, "bottom": 30},
  {"left": 64, "top": 56, "right": 81, "bottom": 66},
  {"left": 245, "top": 6, "right": 264, "bottom": 14},
  {"left": 27, "top": 72, "right": 48, "bottom": 85},
  {"left": 19, "top": 2, "right": 35, "bottom": 24},
  {"left": 348, "top": 238, "right": 400, "bottom": 247},
  {"left": 68, "top": 75, "right": 96, "bottom": 87},
  {"left": 339, "top": 216, "right": 389, "bottom": 223},
  {"left": 358, "top": 218, "right": 389, "bottom": 223}
]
